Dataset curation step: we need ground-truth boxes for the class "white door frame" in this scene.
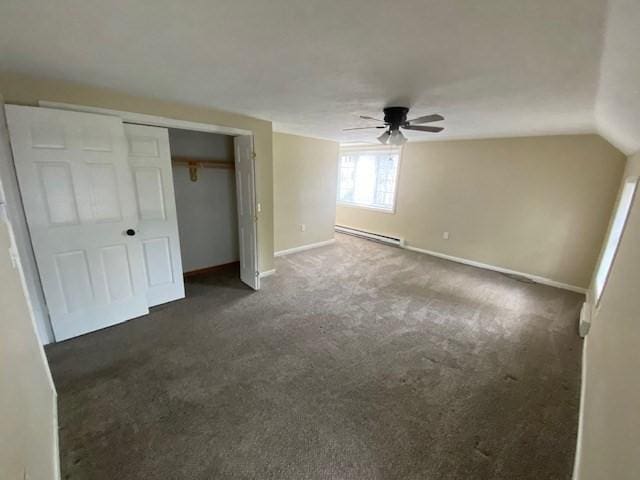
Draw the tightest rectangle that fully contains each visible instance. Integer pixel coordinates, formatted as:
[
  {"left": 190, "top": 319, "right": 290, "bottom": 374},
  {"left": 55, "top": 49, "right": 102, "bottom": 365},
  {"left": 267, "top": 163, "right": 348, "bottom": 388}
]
[
  {"left": 39, "top": 101, "right": 253, "bottom": 137},
  {"left": 8, "top": 101, "right": 260, "bottom": 343}
]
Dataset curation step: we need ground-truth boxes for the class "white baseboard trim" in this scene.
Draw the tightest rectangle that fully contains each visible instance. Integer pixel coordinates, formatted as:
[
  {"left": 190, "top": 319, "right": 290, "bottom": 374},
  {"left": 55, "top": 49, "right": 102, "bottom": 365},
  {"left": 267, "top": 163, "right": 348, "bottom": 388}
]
[
  {"left": 572, "top": 335, "right": 588, "bottom": 480},
  {"left": 259, "top": 269, "right": 276, "bottom": 278},
  {"left": 53, "top": 391, "right": 61, "bottom": 480},
  {"left": 404, "top": 244, "right": 587, "bottom": 294},
  {"left": 274, "top": 238, "right": 336, "bottom": 257}
]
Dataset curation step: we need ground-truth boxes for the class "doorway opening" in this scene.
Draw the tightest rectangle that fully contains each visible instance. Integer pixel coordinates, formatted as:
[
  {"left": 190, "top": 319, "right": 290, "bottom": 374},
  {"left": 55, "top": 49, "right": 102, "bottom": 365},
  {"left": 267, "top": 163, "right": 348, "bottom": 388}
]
[{"left": 167, "top": 128, "right": 240, "bottom": 279}]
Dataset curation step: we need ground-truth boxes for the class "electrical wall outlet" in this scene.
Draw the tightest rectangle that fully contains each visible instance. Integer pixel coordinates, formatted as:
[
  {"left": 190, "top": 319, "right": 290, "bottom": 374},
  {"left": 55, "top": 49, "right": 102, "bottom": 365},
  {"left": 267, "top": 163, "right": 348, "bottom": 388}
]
[
  {"left": 443, "top": 231, "right": 450, "bottom": 240},
  {"left": 299, "top": 224, "right": 306, "bottom": 232}
]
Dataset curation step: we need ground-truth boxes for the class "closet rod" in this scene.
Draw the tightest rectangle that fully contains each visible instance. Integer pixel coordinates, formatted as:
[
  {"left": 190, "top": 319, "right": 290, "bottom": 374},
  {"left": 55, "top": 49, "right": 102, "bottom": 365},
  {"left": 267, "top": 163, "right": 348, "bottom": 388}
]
[{"left": 171, "top": 156, "right": 235, "bottom": 170}]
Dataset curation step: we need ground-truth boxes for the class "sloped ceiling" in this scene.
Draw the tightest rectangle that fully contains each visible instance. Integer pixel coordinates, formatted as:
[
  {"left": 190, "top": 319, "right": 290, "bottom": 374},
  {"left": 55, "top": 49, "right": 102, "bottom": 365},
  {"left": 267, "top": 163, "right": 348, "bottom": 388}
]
[
  {"left": 595, "top": 0, "right": 640, "bottom": 155},
  {"left": 0, "top": 0, "right": 637, "bottom": 153}
]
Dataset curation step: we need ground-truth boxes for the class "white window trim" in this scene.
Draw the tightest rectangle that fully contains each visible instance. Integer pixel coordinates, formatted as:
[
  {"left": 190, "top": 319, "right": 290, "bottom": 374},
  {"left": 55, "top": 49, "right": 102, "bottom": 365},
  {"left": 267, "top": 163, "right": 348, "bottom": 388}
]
[
  {"left": 594, "top": 175, "right": 638, "bottom": 310},
  {"left": 337, "top": 145, "right": 402, "bottom": 214},
  {"left": 337, "top": 200, "right": 397, "bottom": 214}
]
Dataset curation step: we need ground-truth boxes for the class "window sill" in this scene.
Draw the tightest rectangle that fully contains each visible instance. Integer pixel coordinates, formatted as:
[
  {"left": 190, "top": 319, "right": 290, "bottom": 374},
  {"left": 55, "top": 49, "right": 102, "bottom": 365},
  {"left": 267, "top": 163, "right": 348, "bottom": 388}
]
[{"left": 337, "top": 202, "right": 396, "bottom": 214}]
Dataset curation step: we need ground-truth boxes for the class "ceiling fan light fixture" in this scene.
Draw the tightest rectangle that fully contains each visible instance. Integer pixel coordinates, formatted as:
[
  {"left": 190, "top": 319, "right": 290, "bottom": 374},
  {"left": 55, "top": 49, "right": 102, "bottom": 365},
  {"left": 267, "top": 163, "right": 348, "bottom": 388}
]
[
  {"left": 377, "top": 130, "right": 391, "bottom": 144},
  {"left": 389, "top": 130, "right": 407, "bottom": 145},
  {"left": 345, "top": 107, "right": 444, "bottom": 142}
]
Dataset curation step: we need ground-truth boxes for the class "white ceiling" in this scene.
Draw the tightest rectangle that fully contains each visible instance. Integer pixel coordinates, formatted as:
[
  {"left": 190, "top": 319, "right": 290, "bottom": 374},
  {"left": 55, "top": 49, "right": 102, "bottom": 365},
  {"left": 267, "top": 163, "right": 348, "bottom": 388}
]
[
  {"left": 1, "top": 0, "right": 638, "bottom": 153},
  {"left": 594, "top": 0, "right": 640, "bottom": 155}
]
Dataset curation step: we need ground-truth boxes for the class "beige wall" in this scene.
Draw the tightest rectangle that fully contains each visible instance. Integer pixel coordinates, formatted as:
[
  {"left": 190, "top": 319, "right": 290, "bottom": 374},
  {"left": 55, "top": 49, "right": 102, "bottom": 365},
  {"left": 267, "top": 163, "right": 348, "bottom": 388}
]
[
  {"left": 575, "top": 152, "right": 640, "bottom": 480},
  {"left": 0, "top": 217, "right": 58, "bottom": 478},
  {"left": 336, "top": 135, "right": 625, "bottom": 289},
  {"left": 0, "top": 72, "right": 275, "bottom": 272},
  {"left": 273, "top": 132, "right": 338, "bottom": 252}
]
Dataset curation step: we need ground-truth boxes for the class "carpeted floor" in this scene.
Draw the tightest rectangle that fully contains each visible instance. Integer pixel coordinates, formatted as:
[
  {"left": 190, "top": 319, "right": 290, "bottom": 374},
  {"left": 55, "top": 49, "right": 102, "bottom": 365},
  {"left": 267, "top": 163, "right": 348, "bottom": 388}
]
[{"left": 47, "top": 234, "right": 583, "bottom": 480}]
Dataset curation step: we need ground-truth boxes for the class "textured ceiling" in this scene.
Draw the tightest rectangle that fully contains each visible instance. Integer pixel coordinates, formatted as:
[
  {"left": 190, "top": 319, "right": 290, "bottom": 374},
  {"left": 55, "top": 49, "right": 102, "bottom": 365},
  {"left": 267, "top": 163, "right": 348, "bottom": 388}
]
[{"left": 0, "top": 0, "right": 638, "bottom": 153}]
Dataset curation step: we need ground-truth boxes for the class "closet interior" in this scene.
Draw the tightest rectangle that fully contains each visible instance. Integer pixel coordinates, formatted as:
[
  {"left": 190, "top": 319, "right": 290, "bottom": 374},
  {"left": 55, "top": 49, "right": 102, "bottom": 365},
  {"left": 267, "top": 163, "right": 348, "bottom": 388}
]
[{"left": 168, "top": 128, "right": 239, "bottom": 278}]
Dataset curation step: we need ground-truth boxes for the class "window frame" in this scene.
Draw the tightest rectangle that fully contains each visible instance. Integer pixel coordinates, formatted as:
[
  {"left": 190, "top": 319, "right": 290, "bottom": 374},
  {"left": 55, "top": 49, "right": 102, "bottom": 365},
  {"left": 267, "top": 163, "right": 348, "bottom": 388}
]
[
  {"left": 336, "top": 145, "right": 402, "bottom": 214},
  {"left": 594, "top": 176, "right": 638, "bottom": 309}
]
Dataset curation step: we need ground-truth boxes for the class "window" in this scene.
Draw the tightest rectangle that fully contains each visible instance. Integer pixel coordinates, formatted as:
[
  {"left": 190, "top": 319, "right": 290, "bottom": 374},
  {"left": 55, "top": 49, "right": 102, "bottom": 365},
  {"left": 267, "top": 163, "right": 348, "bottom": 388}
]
[
  {"left": 337, "top": 147, "right": 401, "bottom": 212},
  {"left": 594, "top": 177, "right": 638, "bottom": 305}
]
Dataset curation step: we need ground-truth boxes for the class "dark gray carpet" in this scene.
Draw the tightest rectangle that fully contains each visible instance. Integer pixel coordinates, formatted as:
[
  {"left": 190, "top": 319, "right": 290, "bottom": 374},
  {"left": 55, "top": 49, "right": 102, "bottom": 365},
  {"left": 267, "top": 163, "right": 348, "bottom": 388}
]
[{"left": 47, "top": 234, "right": 583, "bottom": 480}]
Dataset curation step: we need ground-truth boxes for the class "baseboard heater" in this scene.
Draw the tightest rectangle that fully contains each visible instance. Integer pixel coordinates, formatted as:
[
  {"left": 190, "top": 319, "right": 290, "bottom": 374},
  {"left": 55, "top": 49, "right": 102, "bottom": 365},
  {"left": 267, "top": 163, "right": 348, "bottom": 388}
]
[{"left": 334, "top": 225, "right": 405, "bottom": 247}]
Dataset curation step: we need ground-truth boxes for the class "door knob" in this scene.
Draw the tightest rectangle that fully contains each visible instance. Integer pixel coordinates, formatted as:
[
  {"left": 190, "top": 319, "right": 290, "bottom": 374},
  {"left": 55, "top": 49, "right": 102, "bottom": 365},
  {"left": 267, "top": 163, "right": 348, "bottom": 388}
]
[{"left": 126, "top": 229, "right": 136, "bottom": 236}]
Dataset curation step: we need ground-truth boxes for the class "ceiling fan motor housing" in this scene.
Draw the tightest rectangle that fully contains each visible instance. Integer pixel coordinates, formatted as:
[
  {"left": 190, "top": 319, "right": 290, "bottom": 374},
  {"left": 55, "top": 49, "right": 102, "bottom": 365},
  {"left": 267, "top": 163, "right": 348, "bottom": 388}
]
[{"left": 383, "top": 106, "right": 409, "bottom": 131}]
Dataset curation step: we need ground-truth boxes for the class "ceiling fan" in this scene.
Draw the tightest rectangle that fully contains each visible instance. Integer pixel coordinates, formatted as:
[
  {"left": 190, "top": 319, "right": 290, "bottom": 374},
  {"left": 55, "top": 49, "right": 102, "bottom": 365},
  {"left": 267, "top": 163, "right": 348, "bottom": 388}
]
[{"left": 343, "top": 107, "right": 444, "bottom": 145}]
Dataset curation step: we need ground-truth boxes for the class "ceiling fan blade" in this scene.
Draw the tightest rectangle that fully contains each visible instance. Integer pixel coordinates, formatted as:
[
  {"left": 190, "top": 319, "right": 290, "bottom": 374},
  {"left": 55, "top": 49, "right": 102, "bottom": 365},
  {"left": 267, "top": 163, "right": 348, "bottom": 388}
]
[
  {"left": 359, "top": 115, "right": 385, "bottom": 122},
  {"left": 343, "top": 126, "right": 385, "bottom": 131},
  {"left": 407, "top": 114, "right": 444, "bottom": 124},
  {"left": 402, "top": 125, "right": 444, "bottom": 133}
]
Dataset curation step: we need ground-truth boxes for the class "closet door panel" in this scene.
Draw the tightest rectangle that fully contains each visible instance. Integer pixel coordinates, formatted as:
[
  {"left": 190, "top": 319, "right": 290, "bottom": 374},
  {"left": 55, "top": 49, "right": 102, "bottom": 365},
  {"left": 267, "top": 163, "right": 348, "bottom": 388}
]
[
  {"left": 125, "top": 124, "right": 184, "bottom": 306},
  {"left": 234, "top": 135, "right": 259, "bottom": 290},
  {"left": 142, "top": 236, "right": 174, "bottom": 287},
  {"left": 134, "top": 166, "right": 166, "bottom": 221},
  {"left": 6, "top": 105, "right": 149, "bottom": 341}
]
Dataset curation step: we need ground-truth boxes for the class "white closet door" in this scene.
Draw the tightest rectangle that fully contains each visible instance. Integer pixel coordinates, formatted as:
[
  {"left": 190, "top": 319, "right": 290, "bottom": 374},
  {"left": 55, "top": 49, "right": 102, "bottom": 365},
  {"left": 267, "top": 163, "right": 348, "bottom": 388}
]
[
  {"left": 6, "top": 105, "right": 149, "bottom": 341},
  {"left": 234, "top": 135, "right": 259, "bottom": 290},
  {"left": 125, "top": 124, "right": 184, "bottom": 306}
]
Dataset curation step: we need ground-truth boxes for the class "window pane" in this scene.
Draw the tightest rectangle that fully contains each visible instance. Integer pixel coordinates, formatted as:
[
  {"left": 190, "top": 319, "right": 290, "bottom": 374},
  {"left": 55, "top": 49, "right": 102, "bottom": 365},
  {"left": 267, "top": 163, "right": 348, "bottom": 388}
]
[
  {"left": 338, "top": 155, "right": 356, "bottom": 202},
  {"left": 338, "top": 148, "right": 400, "bottom": 211},
  {"left": 374, "top": 154, "right": 398, "bottom": 208},
  {"left": 353, "top": 155, "right": 376, "bottom": 205}
]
